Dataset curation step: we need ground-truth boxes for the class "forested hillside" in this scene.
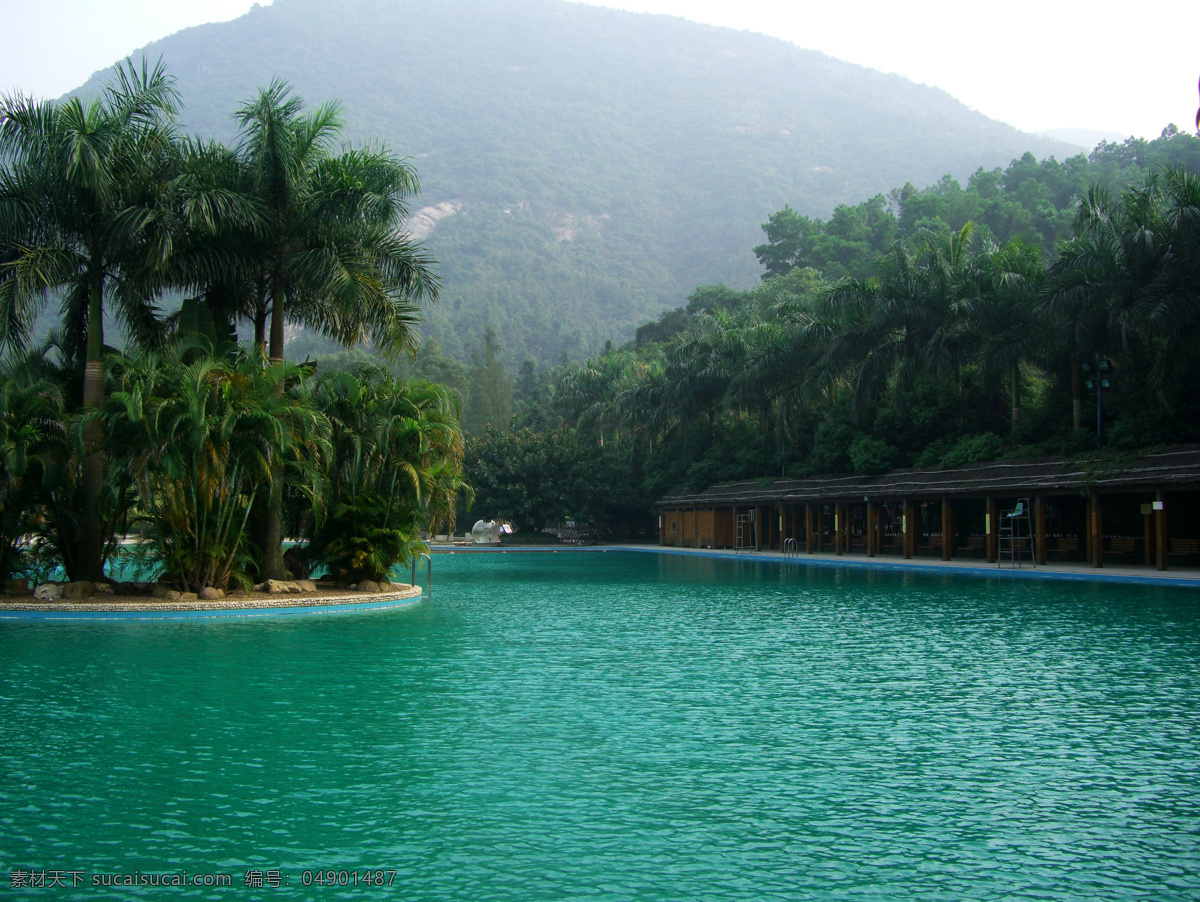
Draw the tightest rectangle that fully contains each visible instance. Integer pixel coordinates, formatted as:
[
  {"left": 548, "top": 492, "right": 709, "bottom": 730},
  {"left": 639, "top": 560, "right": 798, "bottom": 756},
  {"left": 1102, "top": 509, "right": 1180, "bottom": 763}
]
[
  {"left": 461, "top": 131, "right": 1200, "bottom": 535},
  {"left": 74, "top": 0, "right": 1076, "bottom": 363}
]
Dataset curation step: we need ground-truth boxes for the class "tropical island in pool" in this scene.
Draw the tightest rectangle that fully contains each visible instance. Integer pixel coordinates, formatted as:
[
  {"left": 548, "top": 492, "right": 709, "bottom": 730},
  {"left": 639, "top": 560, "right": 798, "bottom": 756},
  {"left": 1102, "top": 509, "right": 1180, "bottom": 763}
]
[{"left": 0, "top": 63, "right": 463, "bottom": 599}]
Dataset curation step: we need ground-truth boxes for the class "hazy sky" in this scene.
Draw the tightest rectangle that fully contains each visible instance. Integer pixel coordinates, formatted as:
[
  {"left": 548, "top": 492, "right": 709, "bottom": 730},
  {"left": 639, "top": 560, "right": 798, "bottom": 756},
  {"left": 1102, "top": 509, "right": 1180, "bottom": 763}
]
[{"left": 0, "top": 0, "right": 1196, "bottom": 141}]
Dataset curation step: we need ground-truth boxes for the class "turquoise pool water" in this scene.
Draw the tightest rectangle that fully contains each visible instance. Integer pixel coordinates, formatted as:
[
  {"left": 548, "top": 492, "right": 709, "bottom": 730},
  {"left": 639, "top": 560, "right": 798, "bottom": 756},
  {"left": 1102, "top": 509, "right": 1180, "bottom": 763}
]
[{"left": 2, "top": 551, "right": 1197, "bottom": 900}]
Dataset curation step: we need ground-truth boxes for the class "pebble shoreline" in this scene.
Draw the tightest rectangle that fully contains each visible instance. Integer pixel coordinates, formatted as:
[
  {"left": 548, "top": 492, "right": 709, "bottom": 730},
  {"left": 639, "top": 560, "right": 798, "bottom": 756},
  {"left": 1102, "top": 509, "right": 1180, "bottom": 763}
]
[{"left": 0, "top": 584, "right": 422, "bottom": 613}]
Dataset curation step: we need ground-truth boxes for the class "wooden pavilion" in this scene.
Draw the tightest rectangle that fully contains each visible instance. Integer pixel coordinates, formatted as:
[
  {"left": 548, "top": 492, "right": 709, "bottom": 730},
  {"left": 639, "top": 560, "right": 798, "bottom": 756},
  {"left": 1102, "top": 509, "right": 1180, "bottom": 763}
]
[{"left": 657, "top": 445, "right": 1200, "bottom": 570}]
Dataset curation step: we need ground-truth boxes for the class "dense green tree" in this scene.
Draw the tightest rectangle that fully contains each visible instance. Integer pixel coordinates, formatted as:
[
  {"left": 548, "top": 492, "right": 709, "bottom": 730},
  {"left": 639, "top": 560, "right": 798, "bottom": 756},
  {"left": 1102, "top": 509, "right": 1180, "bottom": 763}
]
[
  {"left": 462, "top": 326, "right": 513, "bottom": 434},
  {"left": 100, "top": 345, "right": 328, "bottom": 592},
  {"left": 539, "top": 164, "right": 1200, "bottom": 513},
  {"left": 225, "top": 79, "right": 441, "bottom": 579},
  {"left": 302, "top": 368, "right": 466, "bottom": 582},
  {"left": 0, "top": 353, "right": 66, "bottom": 582},
  {"left": 975, "top": 240, "right": 1048, "bottom": 429},
  {"left": 232, "top": 80, "right": 438, "bottom": 366},
  {"left": 0, "top": 58, "right": 180, "bottom": 579},
  {"left": 465, "top": 425, "right": 645, "bottom": 536}
]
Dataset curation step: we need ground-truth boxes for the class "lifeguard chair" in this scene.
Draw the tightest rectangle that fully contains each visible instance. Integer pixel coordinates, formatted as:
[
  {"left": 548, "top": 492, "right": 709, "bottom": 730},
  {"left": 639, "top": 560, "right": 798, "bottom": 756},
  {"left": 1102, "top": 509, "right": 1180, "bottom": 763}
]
[{"left": 998, "top": 498, "right": 1035, "bottom": 568}]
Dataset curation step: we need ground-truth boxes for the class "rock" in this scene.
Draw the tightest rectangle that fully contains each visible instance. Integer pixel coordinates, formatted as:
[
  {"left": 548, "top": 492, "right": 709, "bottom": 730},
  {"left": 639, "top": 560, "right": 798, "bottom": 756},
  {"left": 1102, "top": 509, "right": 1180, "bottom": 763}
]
[
  {"left": 178, "top": 592, "right": 199, "bottom": 602},
  {"left": 283, "top": 547, "right": 309, "bottom": 579},
  {"left": 61, "top": 581, "right": 95, "bottom": 599},
  {"left": 93, "top": 583, "right": 115, "bottom": 594},
  {"left": 5, "top": 578, "right": 29, "bottom": 595},
  {"left": 261, "top": 578, "right": 303, "bottom": 594},
  {"left": 34, "top": 583, "right": 63, "bottom": 601},
  {"left": 151, "top": 584, "right": 181, "bottom": 601},
  {"left": 356, "top": 579, "right": 381, "bottom": 594},
  {"left": 377, "top": 580, "right": 393, "bottom": 592},
  {"left": 199, "top": 587, "right": 224, "bottom": 600},
  {"left": 297, "top": 579, "right": 317, "bottom": 592}
]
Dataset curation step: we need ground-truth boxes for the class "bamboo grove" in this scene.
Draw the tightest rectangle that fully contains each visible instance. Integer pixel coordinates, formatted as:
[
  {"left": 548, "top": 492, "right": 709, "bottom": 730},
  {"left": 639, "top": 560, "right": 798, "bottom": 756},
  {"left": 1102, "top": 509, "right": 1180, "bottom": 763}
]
[{"left": 0, "top": 60, "right": 467, "bottom": 590}]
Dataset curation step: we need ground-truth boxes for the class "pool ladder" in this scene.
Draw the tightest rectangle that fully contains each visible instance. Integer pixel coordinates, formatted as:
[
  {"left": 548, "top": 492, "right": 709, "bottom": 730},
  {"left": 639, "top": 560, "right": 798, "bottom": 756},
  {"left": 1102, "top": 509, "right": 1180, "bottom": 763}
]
[
  {"left": 410, "top": 552, "right": 432, "bottom": 597},
  {"left": 784, "top": 537, "right": 798, "bottom": 558}
]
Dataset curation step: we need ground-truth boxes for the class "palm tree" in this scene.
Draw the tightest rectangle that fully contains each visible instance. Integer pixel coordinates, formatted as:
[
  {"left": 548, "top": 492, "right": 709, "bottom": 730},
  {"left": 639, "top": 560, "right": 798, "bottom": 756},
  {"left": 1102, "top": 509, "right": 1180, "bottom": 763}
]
[
  {"left": 306, "top": 369, "right": 465, "bottom": 583},
  {"left": 663, "top": 310, "right": 748, "bottom": 431},
  {"left": 100, "top": 344, "right": 330, "bottom": 592},
  {"left": 232, "top": 80, "right": 438, "bottom": 365},
  {"left": 976, "top": 240, "right": 1047, "bottom": 430},
  {"left": 556, "top": 349, "right": 634, "bottom": 446},
  {"left": 0, "top": 58, "right": 180, "bottom": 579},
  {"left": 814, "top": 226, "right": 981, "bottom": 416},
  {"left": 1133, "top": 167, "right": 1200, "bottom": 405},
  {"left": 158, "top": 136, "right": 266, "bottom": 355},
  {"left": 0, "top": 352, "right": 67, "bottom": 582},
  {"left": 1044, "top": 176, "right": 1171, "bottom": 424},
  {"left": 231, "top": 80, "right": 440, "bottom": 578}
]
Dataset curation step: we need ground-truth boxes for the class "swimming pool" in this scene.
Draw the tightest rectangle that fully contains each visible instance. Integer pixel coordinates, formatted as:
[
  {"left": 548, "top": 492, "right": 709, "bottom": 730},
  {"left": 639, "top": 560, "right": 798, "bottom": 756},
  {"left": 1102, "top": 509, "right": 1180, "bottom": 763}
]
[{"left": 2, "top": 551, "right": 1197, "bottom": 899}]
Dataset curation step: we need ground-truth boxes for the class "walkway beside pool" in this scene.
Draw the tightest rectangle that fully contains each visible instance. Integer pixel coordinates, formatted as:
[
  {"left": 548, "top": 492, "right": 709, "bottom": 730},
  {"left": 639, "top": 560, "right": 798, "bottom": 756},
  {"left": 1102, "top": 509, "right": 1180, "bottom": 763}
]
[
  {"left": 628, "top": 544, "right": 1200, "bottom": 588},
  {"left": 431, "top": 543, "right": 1200, "bottom": 589}
]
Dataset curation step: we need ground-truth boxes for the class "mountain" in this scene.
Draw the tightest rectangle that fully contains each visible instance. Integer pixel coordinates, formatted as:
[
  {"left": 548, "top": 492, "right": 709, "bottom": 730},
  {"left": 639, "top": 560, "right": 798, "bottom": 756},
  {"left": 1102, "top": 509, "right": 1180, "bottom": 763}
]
[
  {"left": 1037, "top": 127, "right": 1133, "bottom": 152},
  {"left": 76, "top": 0, "right": 1078, "bottom": 364}
]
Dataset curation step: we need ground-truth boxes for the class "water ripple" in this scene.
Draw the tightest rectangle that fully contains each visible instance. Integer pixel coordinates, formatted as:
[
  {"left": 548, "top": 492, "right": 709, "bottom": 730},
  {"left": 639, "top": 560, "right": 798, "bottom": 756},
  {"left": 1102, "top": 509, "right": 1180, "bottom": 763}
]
[{"left": 1, "top": 552, "right": 1198, "bottom": 900}]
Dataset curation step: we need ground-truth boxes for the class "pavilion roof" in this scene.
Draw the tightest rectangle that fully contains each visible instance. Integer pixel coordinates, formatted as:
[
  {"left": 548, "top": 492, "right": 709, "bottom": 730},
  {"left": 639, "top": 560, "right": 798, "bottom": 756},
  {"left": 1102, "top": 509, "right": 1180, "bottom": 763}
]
[{"left": 657, "top": 445, "right": 1200, "bottom": 507}]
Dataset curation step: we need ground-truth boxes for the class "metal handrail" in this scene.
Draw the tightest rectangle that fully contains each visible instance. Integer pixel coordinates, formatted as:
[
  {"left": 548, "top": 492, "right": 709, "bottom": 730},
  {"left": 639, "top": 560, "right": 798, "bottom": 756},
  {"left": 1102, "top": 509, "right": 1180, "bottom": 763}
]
[
  {"left": 411, "top": 552, "right": 432, "bottom": 596},
  {"left": 784, "top": 537, "right": 798, "bottom": 557}
]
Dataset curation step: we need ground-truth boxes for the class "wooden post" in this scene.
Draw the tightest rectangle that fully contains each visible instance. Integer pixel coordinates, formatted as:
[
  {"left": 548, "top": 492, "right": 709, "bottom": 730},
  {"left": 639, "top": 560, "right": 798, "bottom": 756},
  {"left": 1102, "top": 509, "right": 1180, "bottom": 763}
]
[
  {"left": 834, "top": 503, "right": 842, "bottom": 556},
  {"left": 866, "top": 501, "right": 876, "bottom": 557},
  {"left": 816, "top": 506, "right": 825, "bottom": 554},
  {"left": 805, "top": 504, "right": 815, "bottom": 554},
  {"left": 779, "top": 503, "right": 786, "bottom": 553},
  {"left": 1034, "top": 495, "right": 1047, "bottom": 566},
  {"left": 941, "top": 498, "right": 953, "bottom": 561},
  {"left": 1143, "top": 501, "right": 1154, "bottom": 567},
  {"left": 1155, "top": 490, "right": 1167, "bottom": 571},
  {"left": 986, "top": 496, "right": 998, "bottom": 563},
  {"left": 902, "top": 501, "right": 914, "bottom": 559},
  {"left": 1083, "top": 499, "right": 1092, "bottom": 563},
  {"left": 1091, "top": 492, "right": 1103, "bottom": 568}
]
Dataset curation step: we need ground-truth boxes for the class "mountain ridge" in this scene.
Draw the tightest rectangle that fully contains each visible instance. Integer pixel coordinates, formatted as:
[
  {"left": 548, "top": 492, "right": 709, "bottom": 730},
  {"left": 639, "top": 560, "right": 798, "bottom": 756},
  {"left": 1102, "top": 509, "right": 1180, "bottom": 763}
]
[{"left": 73, "top": 0, "right": 1079, "bottom": 363}]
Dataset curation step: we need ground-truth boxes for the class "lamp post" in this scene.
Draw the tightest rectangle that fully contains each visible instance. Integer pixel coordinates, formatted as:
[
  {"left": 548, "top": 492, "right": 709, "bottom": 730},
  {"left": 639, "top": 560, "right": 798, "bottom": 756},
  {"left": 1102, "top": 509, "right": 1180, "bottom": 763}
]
[{"left": 1081, "top": 358, "right": 1113, "bottom": 449}]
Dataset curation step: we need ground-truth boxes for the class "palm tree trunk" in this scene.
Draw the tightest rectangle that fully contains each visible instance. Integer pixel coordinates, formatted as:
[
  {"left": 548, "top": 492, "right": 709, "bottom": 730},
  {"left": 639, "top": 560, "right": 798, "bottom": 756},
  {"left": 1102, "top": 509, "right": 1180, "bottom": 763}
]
[
  {"left": 269, "top": 277, "right": 286, "bottom": 368},
  {"left": 254, "top": 275, "right": 269, "bottom": 356},
  {"left": 1071, "top": 354, "right": 1083, "bottom": 431},
  {"left": 1010, "top": 364, "right": 1021, "bottom": 431},
  {"left": 253, "top": 313, "right": 267, "bottom": 355},
  {"left": 261, "top": 275, "right": 288, "bottom": 580},
  {"left": 78, "top": 275, "right": 106, "bottom": 581}
]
